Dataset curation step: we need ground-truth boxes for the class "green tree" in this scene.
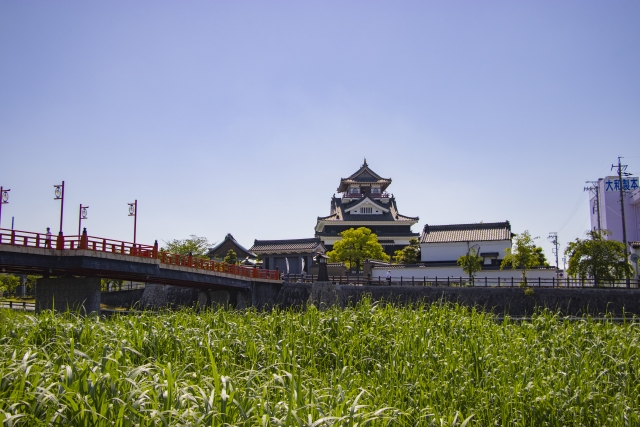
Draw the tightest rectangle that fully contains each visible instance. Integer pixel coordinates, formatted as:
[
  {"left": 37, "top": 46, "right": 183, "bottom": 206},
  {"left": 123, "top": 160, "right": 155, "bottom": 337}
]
[
  {"left": 500, "top": 230, "right": 541, "bottom": 284},
  {"left": 533, "top": 246, "right": 550, "bottom": 267},
  {"left": 564, "top": 230, "right": 633, "bottom": 285},
  {"left": 161, "top": 235, "right": 212, "bottom": 257},
  {"left": 0, "top": 274, "right": 20, "bottom": 296},
  {"left": 394, "top": 238, "right": 421, "bottom": 264},
  {"left": 224, "top": 249, "right": 238, "bottom": 265},
  {"left": 100, "top": 278, "right": 124, "bottom": 292},
  {"left": 457, "top": 248, "right": 483, "bottom": 281},
  {"left": 327, "top": 227, "right": 390, "bottom": 271}
]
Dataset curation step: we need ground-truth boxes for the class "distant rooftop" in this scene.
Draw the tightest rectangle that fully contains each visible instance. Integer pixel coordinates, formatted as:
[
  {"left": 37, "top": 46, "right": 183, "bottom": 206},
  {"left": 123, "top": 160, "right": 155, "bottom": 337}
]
[
  {"left": 250, "top": 238, "right": 325, "bottom": 254},
  {"left": 421, "top": 221, "right": 512, "bottom": 243}
]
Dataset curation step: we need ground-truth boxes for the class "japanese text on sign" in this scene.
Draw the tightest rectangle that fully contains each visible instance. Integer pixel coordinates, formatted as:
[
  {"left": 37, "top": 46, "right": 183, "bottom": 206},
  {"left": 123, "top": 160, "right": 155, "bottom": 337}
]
[{"left": 605, "top": 178, "right": 639, "bottom": 192}]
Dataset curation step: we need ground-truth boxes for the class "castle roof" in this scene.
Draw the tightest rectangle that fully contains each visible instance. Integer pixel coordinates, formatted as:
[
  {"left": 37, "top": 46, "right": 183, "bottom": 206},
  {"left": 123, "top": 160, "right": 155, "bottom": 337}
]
[
  {"left": 336, "top": 159, "right": 392, "bottom": 192},
  {"left": 316, "top": 196, "right": 419, "bottom": 225}
]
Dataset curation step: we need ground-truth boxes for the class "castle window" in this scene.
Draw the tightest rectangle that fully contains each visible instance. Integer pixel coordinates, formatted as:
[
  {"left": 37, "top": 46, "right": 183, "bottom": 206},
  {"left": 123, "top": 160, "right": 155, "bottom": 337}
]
[{"left": 361, "top": 207, "right": 372, "bottom": 214}]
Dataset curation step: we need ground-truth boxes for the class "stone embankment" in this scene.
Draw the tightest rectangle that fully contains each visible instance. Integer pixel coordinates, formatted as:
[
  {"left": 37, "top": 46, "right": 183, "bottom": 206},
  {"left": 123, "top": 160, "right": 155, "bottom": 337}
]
[{"left": 102, "top": 282, "right": 640, "bottom": 317}]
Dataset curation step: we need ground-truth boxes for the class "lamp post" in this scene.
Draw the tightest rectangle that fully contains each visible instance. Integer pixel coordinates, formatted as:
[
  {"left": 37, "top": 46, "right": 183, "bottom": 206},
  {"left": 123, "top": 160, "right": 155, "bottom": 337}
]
[
  {"left": 78, "top": 204, "right": 89, "bottom": 236},
  {"left": 0, "top": 186, "right": 10, "bottom": 229},
  {"left": 315, "top": 252, "right": 329, "bottom": 282},
  {"left": 54, "top": 181, "right": 65, "bottom": 233},
  {"left": 128, "top": 200, "right": 137, "bottom": 244}
]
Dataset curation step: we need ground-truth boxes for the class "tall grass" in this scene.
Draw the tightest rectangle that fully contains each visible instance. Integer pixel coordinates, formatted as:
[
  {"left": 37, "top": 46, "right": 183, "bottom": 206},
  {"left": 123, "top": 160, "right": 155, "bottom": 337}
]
[{"left": 0, "top": 301, "right": 639, "bottom": 426}]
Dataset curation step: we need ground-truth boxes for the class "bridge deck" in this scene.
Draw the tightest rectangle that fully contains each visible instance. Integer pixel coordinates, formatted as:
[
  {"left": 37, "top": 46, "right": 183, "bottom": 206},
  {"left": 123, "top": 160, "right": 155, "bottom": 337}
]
[{"left": 0, "top": 229, "right": 281, "bottom": 289}]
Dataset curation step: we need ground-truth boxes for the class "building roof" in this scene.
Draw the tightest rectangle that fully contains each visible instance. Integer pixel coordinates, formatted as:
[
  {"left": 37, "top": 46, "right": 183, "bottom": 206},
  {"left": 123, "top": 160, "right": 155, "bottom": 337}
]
[
  {"left": 420, "top": 221, "right": 512, "bottom": 244},
  {"left": 208, "top": 233, "right": 255, "bottom": 259},
  {"left": 316, "top": 196, "right": 419, "bottom": 229},
  {"left": 336, "top": 159, "right": 392, "bottom": 192},
  {"left": 250, "top": 238, "right": 325, "bottom": 254}
]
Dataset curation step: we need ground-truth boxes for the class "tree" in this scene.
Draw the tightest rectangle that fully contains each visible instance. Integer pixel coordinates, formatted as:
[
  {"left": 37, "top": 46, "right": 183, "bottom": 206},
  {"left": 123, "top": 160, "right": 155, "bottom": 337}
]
[
  {"left": 327, "top": 227, "right": 390, "bottom": 270},
  {"left": 500, "top": 230, "right": 541, "bottom": 284},
  {"left": 564, "top": 230, "right": 632, "bottom": 285},
  {"left": 101, "top": 278, "right": 124, "bottom": 292},
  {"left": 223, "top": 249, "right": 238, "bottom": 265},
  {"left": 161, "top": 235, "right": 212, "bottom": 257},
  {"left": 0, "top": 274, "right": 20, "bottom": 296},
  {"left": 533, "top": 246, "right": 550, "bottom": 267},
  {"left": 457, "top": 248, "right": 483, "bottom": 281},
  {"left": 394, "top": 238, "right": 420, "bottom": 264}
]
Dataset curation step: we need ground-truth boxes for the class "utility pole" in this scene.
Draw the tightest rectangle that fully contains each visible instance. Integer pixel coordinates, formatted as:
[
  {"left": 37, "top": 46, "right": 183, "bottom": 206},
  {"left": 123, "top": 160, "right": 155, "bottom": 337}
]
[
  {"left": 548, "top": 232, "right": 559, "bottom": 269},
  {"left": 584, "top": 181, "right": 601, "bottom": 231},
  {"left": 612, "top": 157, "right": 631, "bottom": 285}
]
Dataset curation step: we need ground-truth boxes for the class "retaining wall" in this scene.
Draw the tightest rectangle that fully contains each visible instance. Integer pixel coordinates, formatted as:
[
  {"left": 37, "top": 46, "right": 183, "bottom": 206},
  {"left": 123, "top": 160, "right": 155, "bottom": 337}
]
[
  {"left": 101, "top": 289, "right": 145, "bottom": 308},
  {"left": 36, "top": 276, "right": 101, "bottom": 314},
  {"left": 274, "top": 282, "right": 640, "bottom": 316}
]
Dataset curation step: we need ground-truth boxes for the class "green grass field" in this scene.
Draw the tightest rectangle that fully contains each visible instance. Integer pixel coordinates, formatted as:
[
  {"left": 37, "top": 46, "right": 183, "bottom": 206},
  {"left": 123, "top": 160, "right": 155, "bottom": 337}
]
[{"left": 0, "top": 301, "right": 639, "bottom": 426}]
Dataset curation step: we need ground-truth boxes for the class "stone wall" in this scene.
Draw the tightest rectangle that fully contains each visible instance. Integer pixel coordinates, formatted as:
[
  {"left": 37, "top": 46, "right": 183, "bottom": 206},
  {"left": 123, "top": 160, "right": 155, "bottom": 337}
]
[
  {"left": 251, "top": 281, "right": 283, "bottom": 309},
  {"left": 274, "top": 282, "right": 311, "bottom": 308},
  {"left": 101, "top": 289, "right": 145, "bottom": 308},
  {"left": 273, "top": 282, "right": 640, "bottom": 316},
  {"left": 139, "top": 284, "right": 199, "bottom": 309},
  {"left": 36, "top": 276, "right": 101, "bottom": 314}
]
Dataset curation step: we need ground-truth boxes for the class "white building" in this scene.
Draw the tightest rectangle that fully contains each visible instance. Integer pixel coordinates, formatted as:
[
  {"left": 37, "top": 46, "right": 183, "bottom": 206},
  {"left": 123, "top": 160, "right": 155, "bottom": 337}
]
[
  {"left": 589, "top": 176, "right": 640, "bottom": 243},
  {"left": 371, "top": 221, "right": 557, "bottom": 282},
  {"left": 420, "top": 222, "right": 512, "bottom": 265}
]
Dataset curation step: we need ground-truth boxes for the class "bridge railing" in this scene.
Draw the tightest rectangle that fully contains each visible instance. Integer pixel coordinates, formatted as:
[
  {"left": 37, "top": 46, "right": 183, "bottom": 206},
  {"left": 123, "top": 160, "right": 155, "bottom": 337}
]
[
  {"left": 159, "top": 252, "right": 280, "bottom": 280},
  {"left": 0, "top": 228, "right": 281, "bottom": 281},
  {"left": 0, "top": 229, "right": 157, "bottom": 258}
]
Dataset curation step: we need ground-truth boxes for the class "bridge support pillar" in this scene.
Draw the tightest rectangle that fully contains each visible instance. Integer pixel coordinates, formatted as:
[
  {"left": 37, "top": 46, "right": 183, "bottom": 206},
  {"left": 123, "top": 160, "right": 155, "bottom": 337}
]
[{"left": 35, "top": 276, "right": 101, "bottom": 314}]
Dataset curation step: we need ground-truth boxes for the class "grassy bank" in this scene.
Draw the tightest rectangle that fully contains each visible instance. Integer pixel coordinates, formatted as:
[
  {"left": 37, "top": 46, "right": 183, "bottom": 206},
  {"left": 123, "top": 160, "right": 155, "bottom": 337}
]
[{"left": 0, "top": 301, "right": 639, "bottom": 426}]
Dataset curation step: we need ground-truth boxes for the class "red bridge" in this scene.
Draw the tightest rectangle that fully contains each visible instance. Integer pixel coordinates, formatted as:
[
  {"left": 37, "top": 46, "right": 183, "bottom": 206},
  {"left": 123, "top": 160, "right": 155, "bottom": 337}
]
[
  {"left": 0, "top": 228, "right": 279, "bottom": 281},
  {"left": 0, "top": 228, "right": 282, "bottom": 313}
]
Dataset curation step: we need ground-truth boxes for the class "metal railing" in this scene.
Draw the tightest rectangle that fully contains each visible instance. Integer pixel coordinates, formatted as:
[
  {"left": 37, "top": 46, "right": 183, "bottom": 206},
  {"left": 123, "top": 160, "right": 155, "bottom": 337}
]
[
  {"left": 0, "top": 228, "right": 156, "bottom": 257},
  {"left": 0, "top": 301, "right": 34, "bottom": 311},
  {"left": 0, "top": 228, "right": 281, "bottom": 281},
  {"left": 283, "top": 273, "right": 640, "bottom": 288}
]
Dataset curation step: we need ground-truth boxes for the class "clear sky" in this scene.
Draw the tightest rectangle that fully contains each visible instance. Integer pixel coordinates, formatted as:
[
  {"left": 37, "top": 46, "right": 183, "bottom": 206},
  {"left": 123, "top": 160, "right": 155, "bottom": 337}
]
[{"left": 1, "top": 1, "right": 639, "bottom": 264}]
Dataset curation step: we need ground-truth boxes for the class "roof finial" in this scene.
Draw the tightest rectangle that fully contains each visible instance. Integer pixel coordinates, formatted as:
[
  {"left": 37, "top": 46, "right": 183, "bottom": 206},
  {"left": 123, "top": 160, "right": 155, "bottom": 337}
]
[{"left": 363, "top": 157, "right": 367, "bottom": 166}]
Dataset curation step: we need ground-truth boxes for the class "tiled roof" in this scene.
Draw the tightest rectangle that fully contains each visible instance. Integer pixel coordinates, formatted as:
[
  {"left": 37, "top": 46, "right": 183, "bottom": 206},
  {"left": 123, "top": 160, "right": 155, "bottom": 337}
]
[
  {"left": 420, "top": 222, "right": 512, "bottom": 243},
  {"left": 630, "top": 241, "right": 640, "bottom": 249},
  {"left": 250, "top": 238, "right": 324, "bottom": 253},
  {"left": 208, "top": 233, "right": 255, "bottom": 258},
  {"left": 317, "top": 197, "right": 419, "bottom": 223},
  {"left": 337, "top": 160, "right": 392, "bottom": 192}
]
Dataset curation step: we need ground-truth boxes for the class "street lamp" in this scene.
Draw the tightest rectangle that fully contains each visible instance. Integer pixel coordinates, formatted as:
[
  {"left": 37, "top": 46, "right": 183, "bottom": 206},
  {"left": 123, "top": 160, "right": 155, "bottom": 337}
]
[
  {"left": 54, "top": 181, "right": 65, "bottom": 233},
  {"left": 78, "top": 204, "right": 89, "bottom": 236},
  {"left": 0, "top": 186, "right": 10, "bottom": 229},
  {"left": 128, "top": 200, "right": 137, "bottom": 244}
]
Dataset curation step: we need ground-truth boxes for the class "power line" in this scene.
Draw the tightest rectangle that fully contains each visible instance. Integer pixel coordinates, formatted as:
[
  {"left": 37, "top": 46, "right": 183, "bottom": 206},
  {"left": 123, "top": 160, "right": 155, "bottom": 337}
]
[{"left": 557, "top": 192, "right": 588, "bottom": 232}]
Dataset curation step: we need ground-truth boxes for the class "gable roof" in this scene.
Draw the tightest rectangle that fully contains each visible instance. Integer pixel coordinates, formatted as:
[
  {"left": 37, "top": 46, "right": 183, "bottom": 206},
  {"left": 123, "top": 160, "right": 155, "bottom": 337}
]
[
  {"left": 208, "top": 233, "right": 255, "bottom": 259},
  {"left": 337, "top": 159, "right": 392, "bottom": 192},
  {"left": 421, "top": 221, "right": 512, "bottom": 244},
  {"left": 316, "top": 196, "right": 419, "bottom": 230},
  {"left": 342, "top": 196, "right": 390, "bottom": 213},
  {"left": 250, "top": 238, "right": 325, "bottom": 254}
]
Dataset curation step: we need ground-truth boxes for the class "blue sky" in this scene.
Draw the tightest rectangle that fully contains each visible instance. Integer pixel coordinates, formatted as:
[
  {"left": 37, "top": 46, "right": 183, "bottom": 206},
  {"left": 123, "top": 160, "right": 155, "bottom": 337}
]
[{"left": 1, "top": 1, "right": 639, "bottom": 263}]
